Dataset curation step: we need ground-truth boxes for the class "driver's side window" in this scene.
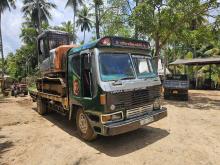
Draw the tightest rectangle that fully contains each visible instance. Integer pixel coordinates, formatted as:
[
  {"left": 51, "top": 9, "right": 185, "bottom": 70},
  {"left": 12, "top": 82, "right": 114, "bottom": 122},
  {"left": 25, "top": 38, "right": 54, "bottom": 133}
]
[
  {"left": 72, "top": 55, "right": 81, "bottom": 77},
  {"left": 82, "top": 54, "right": 92, "bottom": 98}
]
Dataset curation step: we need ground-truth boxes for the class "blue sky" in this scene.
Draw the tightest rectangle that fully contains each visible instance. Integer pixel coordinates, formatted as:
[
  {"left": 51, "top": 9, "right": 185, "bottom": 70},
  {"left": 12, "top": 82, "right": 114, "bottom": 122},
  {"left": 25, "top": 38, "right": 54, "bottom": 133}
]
[{"left": 1, "top": 0, "right": 93, "bottom": 56}]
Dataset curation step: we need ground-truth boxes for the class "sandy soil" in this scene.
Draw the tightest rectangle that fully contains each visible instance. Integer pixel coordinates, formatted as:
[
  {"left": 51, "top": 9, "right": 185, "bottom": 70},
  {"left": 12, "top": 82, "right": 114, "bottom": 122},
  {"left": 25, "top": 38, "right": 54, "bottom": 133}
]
[{"left": 0, "top": 90, "right": 220, "bottom": 165}]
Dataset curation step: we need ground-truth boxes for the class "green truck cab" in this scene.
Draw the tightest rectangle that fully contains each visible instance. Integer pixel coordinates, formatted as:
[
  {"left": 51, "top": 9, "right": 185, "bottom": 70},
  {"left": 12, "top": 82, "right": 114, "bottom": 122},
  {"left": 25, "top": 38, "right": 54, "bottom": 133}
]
[{"left": 31, "top": 31, "right": 167, "bottom": 141}]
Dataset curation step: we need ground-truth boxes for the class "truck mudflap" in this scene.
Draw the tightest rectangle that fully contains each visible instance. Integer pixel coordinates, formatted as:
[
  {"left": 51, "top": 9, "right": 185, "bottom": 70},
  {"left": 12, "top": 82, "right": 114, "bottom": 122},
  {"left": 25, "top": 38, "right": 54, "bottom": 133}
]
[{"left": 102, "top": 107, "right": 167, "bottom": 136}]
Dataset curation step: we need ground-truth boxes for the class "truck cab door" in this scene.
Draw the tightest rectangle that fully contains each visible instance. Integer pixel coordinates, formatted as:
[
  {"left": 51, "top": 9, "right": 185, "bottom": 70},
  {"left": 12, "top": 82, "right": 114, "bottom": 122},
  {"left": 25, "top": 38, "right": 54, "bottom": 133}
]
[{"left": 68, "top": 54, "right": 81, "bottom": 98}]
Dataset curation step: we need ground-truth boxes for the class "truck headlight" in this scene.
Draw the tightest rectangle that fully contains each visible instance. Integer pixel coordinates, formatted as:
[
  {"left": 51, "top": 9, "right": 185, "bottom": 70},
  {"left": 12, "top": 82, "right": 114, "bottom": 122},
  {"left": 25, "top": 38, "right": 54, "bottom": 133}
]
[
  {"left": 101, "top": 111, "right": 123, "bottom": 123},
  {"left": 153, "top": 98, "right": 161, "bottom": 110},
  {"left": 110, "top": 104, "right": 116, "bottom": 111}
]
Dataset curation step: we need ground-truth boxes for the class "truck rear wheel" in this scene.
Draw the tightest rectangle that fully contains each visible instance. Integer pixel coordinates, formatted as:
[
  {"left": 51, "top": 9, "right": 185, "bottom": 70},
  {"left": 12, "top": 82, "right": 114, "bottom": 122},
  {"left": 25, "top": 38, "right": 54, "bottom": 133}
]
[
  {"left": 37, "top": 98, "right": 47, "bottom": 115},
  {"left": 76, "top": 109, "right": 97, "bottom": 141},
  {"left": 11, "top": 90, "right": 14, "bottom": 96}
]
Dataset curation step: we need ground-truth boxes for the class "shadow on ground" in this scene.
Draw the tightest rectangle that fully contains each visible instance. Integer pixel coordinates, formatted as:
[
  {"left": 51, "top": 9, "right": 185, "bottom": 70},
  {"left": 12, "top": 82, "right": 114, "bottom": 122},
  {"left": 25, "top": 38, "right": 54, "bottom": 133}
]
[
  {"left": 32, "top": 108, "right": 169, "bottom": 157},
  {"left": 163, "top": 92, "right": 220, "bottom": 110},
  {"left": 0, "top": 94, "right": 10, "bottom": 103},
  {"left": 0, "top": 128, "right": 14, "bottom": 160}
]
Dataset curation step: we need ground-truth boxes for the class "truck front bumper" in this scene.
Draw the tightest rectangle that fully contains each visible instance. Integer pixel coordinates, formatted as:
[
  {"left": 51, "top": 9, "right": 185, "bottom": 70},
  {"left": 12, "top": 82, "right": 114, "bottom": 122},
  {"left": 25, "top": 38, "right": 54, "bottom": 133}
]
[{"left": 102, "top": 107, "right": 167, "bottom": 136}]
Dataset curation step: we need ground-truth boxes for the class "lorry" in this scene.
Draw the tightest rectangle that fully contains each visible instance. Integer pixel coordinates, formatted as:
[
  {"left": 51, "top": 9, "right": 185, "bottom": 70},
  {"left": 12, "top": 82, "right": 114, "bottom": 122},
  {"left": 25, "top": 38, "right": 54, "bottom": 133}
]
[
  {"left": 29, "top": 30, "right": 167, "bottom": 141},
  {"left": 11, "top": 82, "right": 28, "bottom": 97},
  {"left": 163, "top": 74, "right": 189, "bottom": 101}
]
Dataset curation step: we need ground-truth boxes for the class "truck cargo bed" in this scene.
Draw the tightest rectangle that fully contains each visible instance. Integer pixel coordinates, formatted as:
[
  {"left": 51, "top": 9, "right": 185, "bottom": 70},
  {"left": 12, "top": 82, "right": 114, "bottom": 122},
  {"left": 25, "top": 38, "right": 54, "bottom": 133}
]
[{"left": 29, "top": 90, "right": 69, "bottom": 109}]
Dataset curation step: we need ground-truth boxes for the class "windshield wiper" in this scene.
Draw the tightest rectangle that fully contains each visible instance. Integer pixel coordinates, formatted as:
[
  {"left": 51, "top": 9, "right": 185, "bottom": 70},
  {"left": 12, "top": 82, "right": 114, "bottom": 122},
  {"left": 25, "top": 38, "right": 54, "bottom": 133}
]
[
  {"left": 119, "top": 77, "right": 135, "bottom": 80},
  {"left": 113, "top": 76, "right": 134, "bottom": 82},
  {"left": 112, "top": 76, "right": 134, "bottom": 85}
]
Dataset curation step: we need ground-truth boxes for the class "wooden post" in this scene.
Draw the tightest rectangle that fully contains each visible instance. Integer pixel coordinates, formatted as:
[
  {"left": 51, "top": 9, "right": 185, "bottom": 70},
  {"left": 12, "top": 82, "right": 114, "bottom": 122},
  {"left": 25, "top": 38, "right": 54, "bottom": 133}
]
[{"left": 195, "top": 64, "right": 198, "bottom": 89}]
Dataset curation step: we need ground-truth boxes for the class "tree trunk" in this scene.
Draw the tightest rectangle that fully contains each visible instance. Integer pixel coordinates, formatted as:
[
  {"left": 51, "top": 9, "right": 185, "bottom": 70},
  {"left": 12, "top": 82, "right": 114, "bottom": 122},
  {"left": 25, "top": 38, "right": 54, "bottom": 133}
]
[
  {"left": 73, "top": 10, "right": 76, "bottom": 43},
  {"left": 83, "top": 30, "right": 85, "bottom": 43},
  {"left": 154, "top": 36, "right": 160, "bottom": 71},
  {"left": 0, "top": 13, "right": 4, "bottom": 79},
  {"left": 134, "top": 0, "right": 139, "bottom": 39},
  {"left": 95, "top": 4, "right": 100, "bottom": 39},
  {"left": 164, "top": 47, "right": 167, "bottom": 80},
  {"left": 37, "top": 0, "right": 42, "bottom": 33}
]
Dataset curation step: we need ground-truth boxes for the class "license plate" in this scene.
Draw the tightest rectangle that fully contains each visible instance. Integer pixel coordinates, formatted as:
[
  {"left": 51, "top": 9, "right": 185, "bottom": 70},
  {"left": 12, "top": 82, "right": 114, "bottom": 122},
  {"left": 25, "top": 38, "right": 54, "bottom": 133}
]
[
  {"left": 173, "top": 90, "right": 178, "bottom": 94},
  {"left": 140, "top": 116, "right": 154, "bottom": 126}
]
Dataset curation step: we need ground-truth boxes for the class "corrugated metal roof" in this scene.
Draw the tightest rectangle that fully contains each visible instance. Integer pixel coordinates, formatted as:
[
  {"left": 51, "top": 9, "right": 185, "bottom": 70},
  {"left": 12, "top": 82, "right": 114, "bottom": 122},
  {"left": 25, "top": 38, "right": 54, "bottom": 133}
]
[{"left": 170, "top": 57, "right": 220, "bottom": 65}]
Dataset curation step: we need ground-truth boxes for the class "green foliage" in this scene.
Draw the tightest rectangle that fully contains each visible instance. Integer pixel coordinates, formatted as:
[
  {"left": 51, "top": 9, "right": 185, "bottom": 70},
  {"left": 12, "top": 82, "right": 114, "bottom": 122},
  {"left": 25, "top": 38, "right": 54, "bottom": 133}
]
[
  {"left": 0, "top": 0, "right": 16, "bottom": 77},
  {"left": 65, "top": 0, "right": 83, "bottom": 42},
  {"left": 211, "top": 65, "right": 220, "bottom": 86},
  {"left": 132, "top": 0, "right": 220, "bottom": 60},
  {"left": 65, "top": 0, "right": 83, "bottom": 11},
  {"left": 21, "top": 0, "right": 57, "bottom": 32},
  {"left": 185, "top": 52, "right": 193, "bottom": 59},
  {"left": 50, "top": 21, "right": 77, "bottom": 42},
  {"left": 101, "top": 0, "right": 132, "bottom": 37},
  {"left": 100, "top": 1, "right": 132, "bottom": 37},
  {"left": 5, "top": 52, "right": 16, "bottom": 77}
]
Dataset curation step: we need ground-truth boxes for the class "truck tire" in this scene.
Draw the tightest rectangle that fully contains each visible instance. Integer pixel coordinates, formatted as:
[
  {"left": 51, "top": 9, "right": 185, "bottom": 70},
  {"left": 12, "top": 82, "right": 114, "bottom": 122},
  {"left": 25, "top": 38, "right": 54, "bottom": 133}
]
[
  {"left": 11, "top": 90, "right": 14, "bottom": 96},
  {"left": 3, "top": 91, "right": 9, "bottom": 97},
  {"left": 37, "top": 98, "right": 47, "bottom": 115},
  {"left": 164, "top": 94, "right": 169, "bottom": 100},
  {"left": 184, "top": 94, "right": 189, "bottom": 101},
  {"left": 76, "top": 109, "right": 97, "bottom": 141},
  {"left": 14, "top": 90, "right": 18, "bottom": 97}
]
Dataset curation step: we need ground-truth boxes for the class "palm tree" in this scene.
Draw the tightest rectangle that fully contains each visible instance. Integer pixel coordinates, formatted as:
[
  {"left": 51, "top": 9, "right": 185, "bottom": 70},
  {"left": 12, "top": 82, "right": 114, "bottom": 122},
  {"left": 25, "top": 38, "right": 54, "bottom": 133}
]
[
  {"left": 61, "top": 21, "right": 77, "bottom": 42},
  {"left": 0, "top": 0, "right": 16, "bottom": 78},
  {"left": 51, "top": 21, "right": 77, "bottom": 42},
  {"left": 21, "top": 0, "right": 56, "bottom": 33},
  {"left": 76, "top": 6, "right": 92, "bottom": 43},
  {"left": 65, "top": 0, "right": 83, "bottom": 43}
]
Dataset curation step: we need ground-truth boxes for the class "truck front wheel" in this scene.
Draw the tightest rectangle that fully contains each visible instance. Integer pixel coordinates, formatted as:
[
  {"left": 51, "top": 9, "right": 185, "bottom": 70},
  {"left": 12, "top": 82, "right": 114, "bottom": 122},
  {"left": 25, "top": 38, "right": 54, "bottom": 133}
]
[
  {"left": 37, "top": 98, "right": 47, "bottom": 115},
  {"left": 76, "top": 109, "right": 97, "bottom": 141}
]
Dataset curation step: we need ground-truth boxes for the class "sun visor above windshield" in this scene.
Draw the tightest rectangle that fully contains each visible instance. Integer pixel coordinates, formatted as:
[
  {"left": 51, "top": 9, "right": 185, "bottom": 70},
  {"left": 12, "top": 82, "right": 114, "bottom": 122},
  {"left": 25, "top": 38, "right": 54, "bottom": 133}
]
[{"left": 98, "top": 37, "right": 150, "bottom": 50}]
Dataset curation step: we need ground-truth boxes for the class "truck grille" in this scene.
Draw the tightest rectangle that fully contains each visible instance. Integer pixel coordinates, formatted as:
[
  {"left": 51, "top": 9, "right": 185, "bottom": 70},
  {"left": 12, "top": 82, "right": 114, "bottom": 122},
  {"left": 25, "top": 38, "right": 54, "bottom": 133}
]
[
  {"left": 126, "top": 104, "right": 153, "bottom": 119},
  {"left": 108, "top": 85, "right": 161, "bottom": 112},
  {"left": 123, "top": 86, "right": 160, "bottom": 109},
  {"left": 164, "top": 80, "right": 189, "bottom": 89}
]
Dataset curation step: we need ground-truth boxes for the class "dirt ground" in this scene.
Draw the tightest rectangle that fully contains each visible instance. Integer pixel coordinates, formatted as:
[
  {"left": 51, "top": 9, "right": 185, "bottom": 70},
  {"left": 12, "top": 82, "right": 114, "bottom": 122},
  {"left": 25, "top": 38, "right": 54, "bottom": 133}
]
[{"left": 0, "top": 90, "right": 220, "bottom": 165}]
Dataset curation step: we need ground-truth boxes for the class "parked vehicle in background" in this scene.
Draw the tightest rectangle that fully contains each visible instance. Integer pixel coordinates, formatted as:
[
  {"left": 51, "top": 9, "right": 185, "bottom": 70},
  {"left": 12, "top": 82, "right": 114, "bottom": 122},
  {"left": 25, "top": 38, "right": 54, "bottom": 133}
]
[
  {"left": 29, "top": 30, "right": 167, "bottom": 141},
  {"left": 11, "top": 80, "right": 28, "bottom": 97},
  {"left": 163, "top": 74, "right": 189, "bottom": 101}
]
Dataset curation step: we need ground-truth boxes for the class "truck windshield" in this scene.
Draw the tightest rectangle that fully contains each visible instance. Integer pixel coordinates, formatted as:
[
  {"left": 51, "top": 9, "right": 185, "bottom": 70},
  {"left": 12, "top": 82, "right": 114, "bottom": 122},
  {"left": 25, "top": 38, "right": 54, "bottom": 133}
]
[
  {"left": 99, "top": 53, "right": 135, "bottom": 81},
  {"left": 132, "top": 55, "right": 156, "bottom": 78}
]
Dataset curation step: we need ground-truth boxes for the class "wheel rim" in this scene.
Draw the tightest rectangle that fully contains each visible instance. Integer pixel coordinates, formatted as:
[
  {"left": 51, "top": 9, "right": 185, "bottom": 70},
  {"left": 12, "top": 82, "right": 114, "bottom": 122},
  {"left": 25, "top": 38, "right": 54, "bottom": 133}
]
[{"left": 78, "top": 113, "right": 88, "bottom": 134}]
